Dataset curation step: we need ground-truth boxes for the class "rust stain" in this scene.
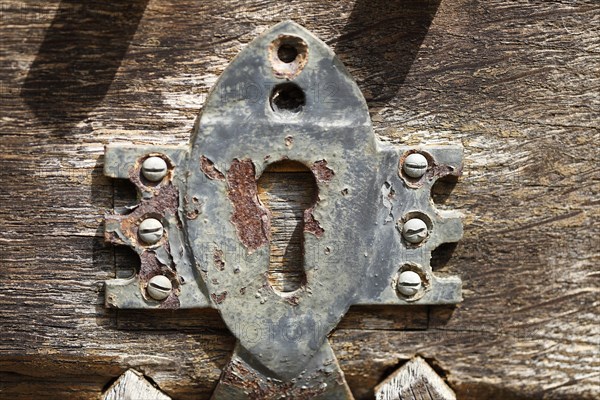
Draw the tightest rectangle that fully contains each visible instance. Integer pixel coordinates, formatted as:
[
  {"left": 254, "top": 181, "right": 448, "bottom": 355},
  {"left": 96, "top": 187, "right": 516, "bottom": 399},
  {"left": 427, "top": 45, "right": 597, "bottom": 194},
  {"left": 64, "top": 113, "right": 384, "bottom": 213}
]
[
  {"left": 128, "top": 155, "right": 173, "bottom": 193},
  {"left": 311, "top": 160, "right": 334, "bottom": 183},
  {"left": 388, "top": 187, "right": 396, "bottom": 200},
  {"left": 138, "top": 252, "right": 165, "bottom": 281},
  {"left": 200, "top": 156, "right": 225, "bottom": 180},
  {"left": 432, "top": 163, "right": 458, "bottom": 178},
  {"left": 304, "top": 207, "right": 324, "bottom": 237},
  {"left": 213, "top": 248, "right": 225, "bottom": 271},
  {"left": 219, "top": 357, "right": 329, "bottom": 399},
  {"left": 227, "top": 159, "right": 270, "bottom": 251},
  {"left": 109, "top": 184, "right": 179, "bottom": 246},
  {"left": 285, "top": 135, "right": 294, "bottom": 147},
  {"left": 211, "top": 291, "right": 228, "bottom": 304},
  {"left": 103, "top": 225, "right": 124, "bottom": 245},
  {"left": 138, "top": 254, "right": 180, "bottom": 309},
  {"left": 158, "top": 292, "right": 180, "bottom": 309},
  {"left": 139, "top": 254, "right": 181, "bottom": 309},
  {"left": 104, "top": 173, "right": 181, "bottom": 309},
  {"left": 268, "top": 35, "right": 309, "bottom": 80},
  {"left": 285, "top": 295, "right": 300, "bottom": 306},
  {"left": 399, "top": 150, "right": 461, "bottom": 188},
  {"left": 184, "top": 195, "right": 201, "bottom": 220}
]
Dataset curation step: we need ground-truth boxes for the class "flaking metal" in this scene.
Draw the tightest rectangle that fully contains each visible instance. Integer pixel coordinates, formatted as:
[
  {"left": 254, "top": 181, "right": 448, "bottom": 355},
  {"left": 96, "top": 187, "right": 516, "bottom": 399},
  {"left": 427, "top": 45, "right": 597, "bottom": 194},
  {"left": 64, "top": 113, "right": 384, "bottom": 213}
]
[{"left": 103, "top": 21, "right": 464, "bottom": 399}]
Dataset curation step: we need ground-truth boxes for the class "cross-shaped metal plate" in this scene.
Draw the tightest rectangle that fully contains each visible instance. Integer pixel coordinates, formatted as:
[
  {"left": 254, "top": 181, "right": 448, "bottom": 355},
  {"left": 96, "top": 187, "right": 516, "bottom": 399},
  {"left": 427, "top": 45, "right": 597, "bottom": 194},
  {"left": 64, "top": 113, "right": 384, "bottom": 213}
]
[{"left": 103, "top": 21, "right": 463, "bottom": 399}]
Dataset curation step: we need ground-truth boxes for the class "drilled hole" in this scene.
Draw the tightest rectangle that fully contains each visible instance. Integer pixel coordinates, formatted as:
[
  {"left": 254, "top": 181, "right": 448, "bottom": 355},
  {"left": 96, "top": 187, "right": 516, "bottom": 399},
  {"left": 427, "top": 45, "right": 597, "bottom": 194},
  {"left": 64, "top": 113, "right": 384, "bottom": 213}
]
[
  {"left": 278, "top": 44, "right": 298, "bottom": 63},
  {"left": 269, "top": 35, "right": 308, "bottom": 78},
  {"left": 258, "top": 160, "right": 317, "bottom": 293},
  {"left": 270, "top": 83, "right": 305, "bottom": 114}
]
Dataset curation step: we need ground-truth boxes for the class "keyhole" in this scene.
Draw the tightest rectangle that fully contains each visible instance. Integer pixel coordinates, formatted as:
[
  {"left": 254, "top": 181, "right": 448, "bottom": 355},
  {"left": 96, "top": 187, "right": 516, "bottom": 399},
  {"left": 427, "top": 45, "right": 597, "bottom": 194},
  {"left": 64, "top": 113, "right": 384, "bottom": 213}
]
[{"left": 258, "top": 160, "right": 317, "bottom": 293}]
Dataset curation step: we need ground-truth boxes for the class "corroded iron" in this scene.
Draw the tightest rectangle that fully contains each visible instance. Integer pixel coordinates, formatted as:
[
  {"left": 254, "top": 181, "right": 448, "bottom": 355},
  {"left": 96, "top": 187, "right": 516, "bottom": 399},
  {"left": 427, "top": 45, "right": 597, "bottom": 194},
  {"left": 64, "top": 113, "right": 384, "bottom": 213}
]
[{"left": 103, "top": 21, "right": 464, "bottom": 399}]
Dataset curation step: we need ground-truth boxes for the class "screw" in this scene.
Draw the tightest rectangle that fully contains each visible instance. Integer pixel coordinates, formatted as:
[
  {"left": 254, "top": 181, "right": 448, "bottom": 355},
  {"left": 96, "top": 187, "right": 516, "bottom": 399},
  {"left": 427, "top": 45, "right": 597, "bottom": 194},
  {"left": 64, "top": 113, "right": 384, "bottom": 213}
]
[
  {"left": 138, "top": 218, "right": 164, "bottom": 244},
  {"left": 397, "top": 270, "right": 422, "bottom": 297},
  {"left": 147, "top": 275, "right": 172, "bottom": 300},
  {"left": 402, "top": 218, "right": 428, "bottom": 244},
  {"left": 403, "top": 153, "right": 428, "bottom": 178},
  {"left": 141, "top": 156, "right": 168, "bottom": 182}
]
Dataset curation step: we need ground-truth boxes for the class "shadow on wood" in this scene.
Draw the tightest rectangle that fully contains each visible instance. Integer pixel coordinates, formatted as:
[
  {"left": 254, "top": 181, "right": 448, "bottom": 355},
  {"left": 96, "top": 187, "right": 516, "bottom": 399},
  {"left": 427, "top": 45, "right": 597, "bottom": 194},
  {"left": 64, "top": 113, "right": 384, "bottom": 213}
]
[
  {"left": 335, "top": 0, "right": 441, "bottom": 104},
  {"left": 21, "top": 0, "right": 148, "bottom": 133}
]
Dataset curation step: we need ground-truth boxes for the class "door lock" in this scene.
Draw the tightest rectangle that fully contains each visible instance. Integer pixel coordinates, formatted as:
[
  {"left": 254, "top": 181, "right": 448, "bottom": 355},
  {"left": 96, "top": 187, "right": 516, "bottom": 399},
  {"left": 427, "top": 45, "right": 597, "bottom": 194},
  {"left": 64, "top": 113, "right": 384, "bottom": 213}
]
[{"left": 103, "top": 21, "right": 464, "bottom": 399}]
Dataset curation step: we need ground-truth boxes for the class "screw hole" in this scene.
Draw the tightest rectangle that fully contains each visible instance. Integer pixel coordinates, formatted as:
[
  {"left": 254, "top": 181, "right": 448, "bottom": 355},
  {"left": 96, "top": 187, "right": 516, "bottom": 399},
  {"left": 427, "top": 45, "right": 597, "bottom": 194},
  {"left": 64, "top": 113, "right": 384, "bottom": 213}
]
[
  {"left": 270, "top": 83, "right": 305, "bottom": 114},
  {"left": 269, "top": 35, "right": 308, "bottom": 78},
  {"left": 277, "top": 44, "right": 298, "bottom": 63}
]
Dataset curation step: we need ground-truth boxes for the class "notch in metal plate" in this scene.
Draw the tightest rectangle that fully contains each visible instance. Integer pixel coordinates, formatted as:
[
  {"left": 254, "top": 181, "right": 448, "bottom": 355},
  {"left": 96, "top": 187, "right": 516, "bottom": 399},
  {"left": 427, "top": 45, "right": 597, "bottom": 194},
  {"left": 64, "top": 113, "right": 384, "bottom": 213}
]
[{"left": 103, "top": 21, "right": 464, "bottom": 399}]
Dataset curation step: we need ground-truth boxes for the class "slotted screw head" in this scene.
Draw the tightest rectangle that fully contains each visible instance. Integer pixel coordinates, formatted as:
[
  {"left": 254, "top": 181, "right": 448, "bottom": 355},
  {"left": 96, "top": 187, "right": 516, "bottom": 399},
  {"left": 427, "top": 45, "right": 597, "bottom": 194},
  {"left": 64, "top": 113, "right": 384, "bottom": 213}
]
[
  {"left": 397, "top": 270, "right": 422, "bottom": 297},
  {"left": 138, "top": 218, "right": 164, "bottom": 244},
  {"left": 147, "top": 275, "right": 172, "bottom": 300},
  {"left": 403, "top": 153, "right": 428, "bottom": 178},
  {"left": 402, "top": 218, "right": 428, "bottom": 244},
  {"left": 141, "top": 156, "right": 168, "bottom": 182}
]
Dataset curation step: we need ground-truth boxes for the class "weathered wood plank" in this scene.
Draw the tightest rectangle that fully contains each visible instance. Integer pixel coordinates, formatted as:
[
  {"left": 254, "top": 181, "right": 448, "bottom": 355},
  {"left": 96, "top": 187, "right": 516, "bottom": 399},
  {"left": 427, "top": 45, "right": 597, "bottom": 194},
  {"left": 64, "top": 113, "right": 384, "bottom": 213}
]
[
  {"left": 257, "top": 162, "right": 316, "bottom": 293},
  {"left": 102, "top": 369, "right": 171, "bottom": 400},
  {"left": 375, "top": 357, "right": 456, "bottom": 400},
  {"left": 1, "top": 0, "right": 598, "bottom": 399}
]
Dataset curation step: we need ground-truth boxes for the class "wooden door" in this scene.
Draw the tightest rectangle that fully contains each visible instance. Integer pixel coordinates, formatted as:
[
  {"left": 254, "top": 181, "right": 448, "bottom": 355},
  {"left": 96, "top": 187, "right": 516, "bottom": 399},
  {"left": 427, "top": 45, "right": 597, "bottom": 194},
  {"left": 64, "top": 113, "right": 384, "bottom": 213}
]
[{"left": 1, "top": 1, "right": 598, "bottom": 399}]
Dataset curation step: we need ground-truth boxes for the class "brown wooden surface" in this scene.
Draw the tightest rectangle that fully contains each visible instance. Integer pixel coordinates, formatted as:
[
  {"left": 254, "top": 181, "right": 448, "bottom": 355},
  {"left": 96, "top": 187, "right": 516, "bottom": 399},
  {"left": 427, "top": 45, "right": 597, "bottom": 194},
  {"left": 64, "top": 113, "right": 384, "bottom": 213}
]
[
  {"left": 257, "top": 161, "right": 316, "bottom": 293},
  {"left": 1, "top": 1, "right": 599, "bottom": 399},
  {"left": 375, "top": 357, "right": 456, "bottom": 400},
  {"left": 102, "top": 369, "right": 171, "bottom": 400}
]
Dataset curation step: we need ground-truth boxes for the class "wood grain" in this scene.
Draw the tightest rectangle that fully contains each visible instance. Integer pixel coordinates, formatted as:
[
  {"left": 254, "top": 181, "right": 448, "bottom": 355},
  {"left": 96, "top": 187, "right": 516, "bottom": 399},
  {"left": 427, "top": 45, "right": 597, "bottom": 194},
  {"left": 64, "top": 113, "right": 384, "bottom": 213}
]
[
  {"left": 102, "top": 369, "right": 171, "bottom": 400},
  {"left": 257, "top": 161, "right": 316, "bottom": 293},
  {"left": 1, "top": 0, "right": 598, "bottom": 399},
  {"left": 375, "top": 357, "right": 456, "bottom": 400}
]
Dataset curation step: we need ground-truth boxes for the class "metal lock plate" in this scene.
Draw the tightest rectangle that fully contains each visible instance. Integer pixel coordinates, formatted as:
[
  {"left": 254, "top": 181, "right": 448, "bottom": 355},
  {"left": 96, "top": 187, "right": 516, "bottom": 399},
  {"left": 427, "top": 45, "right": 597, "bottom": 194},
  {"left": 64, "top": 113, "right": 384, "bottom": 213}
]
[{"left": 104, "top": 21, "right": 463, "bottom": 399}]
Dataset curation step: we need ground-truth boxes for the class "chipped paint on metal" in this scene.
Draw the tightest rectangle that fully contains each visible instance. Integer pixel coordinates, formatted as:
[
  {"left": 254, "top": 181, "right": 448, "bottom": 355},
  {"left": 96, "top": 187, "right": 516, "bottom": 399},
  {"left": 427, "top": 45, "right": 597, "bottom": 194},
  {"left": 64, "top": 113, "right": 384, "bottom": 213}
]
[
  {"left": 226, "top": 159, "right": 270, "bottom": 252},
  {"left": 303, "top": 207, "right": 324, "bottom": 237},
  {"left": 398, "top": 149, "right": 462, "bottom": 188},
  {"left": 103, "top": 144, "right": 211, "bottom": 310},
  {"left": 200, "top": 156, "right": 225, "bottom": 181},
  {"left": 211, "top": 343, "right": 353, "bottom": 399},
  {"left": 311, "top": 160, "right": 334, "bottom": 183},
  {"left": 213, "top": 248, "right": 225, "bottom": 271},
  {"left": 211, "top": 291, "right": 228, "bottom": 304},
  {"left": 381, "top": 182, "right": 395, "bottom": 224}
]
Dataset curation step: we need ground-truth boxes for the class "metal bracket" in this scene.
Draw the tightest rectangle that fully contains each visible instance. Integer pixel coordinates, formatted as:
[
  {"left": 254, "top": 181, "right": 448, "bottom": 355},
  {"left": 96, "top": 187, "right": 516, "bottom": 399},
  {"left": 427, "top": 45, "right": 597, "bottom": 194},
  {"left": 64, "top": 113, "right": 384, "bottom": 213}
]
[{"left": 103, "top": 21, "right": 464, "bottom": 399}]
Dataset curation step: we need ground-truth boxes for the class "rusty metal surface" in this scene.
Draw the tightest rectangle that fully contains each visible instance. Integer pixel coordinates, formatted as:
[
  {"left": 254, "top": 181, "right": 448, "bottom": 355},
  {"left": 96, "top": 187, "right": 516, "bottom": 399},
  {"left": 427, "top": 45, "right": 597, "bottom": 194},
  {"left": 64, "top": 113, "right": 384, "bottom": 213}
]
[
  {"left": 103, "top": 21, "right": 464, "bottom": 399},
  {"left": 211, "top": 342, "right": 352, "bottom": 400},
  {"left": 103, "top": 145, "right": 211, "bottom": 309}
]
